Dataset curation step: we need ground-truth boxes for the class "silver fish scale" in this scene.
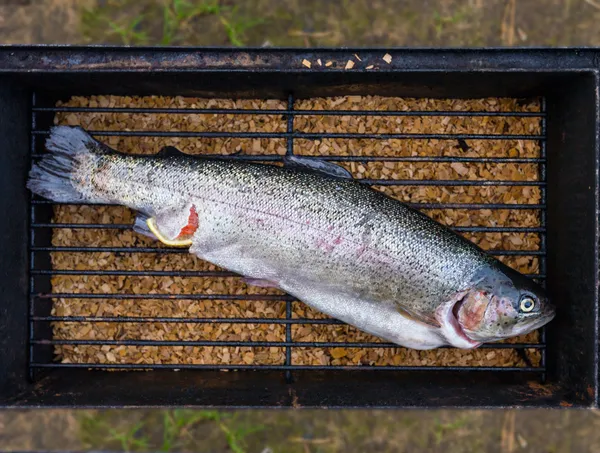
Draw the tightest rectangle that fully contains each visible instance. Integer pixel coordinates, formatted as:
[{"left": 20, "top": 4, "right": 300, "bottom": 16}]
[{"left": 75, "top": 150, "right": 496, "bottom": 317}]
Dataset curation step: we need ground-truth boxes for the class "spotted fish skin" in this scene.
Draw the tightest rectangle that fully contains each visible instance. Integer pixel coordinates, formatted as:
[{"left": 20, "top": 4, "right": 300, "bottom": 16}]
[{"left": 27, "top": 126, "right": 554, "bottom": 349}]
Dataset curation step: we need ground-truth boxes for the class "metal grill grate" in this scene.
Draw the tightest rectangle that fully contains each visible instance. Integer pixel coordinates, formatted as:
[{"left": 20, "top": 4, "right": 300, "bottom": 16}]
[{"left": 27, "top": 92, "right": 547, "bottom": 380}]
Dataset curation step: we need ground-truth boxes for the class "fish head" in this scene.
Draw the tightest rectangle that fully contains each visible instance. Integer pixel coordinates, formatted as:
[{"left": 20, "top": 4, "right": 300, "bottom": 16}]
[{"left": 454, "top": 264, "right": 555, "bottom": 344}]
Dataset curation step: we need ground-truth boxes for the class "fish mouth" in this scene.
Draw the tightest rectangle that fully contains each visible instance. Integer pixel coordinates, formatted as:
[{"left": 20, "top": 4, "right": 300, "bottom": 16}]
[
  {"left": 436, "top": 292, "right": 482, "bottom": 349},
  {"left": 516, "top": 308, "right": 556, "bottom": 335}
]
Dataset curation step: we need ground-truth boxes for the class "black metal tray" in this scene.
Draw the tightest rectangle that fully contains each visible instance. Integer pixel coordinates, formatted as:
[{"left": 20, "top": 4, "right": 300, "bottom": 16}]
[{"left": 0, "top": 46, "right": 598, "bottom": 408}]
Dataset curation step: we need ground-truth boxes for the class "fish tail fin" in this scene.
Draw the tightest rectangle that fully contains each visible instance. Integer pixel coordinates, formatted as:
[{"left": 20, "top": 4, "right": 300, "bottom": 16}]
[{"left": 27, "top": 126, "right": 106, "bottom": 203}]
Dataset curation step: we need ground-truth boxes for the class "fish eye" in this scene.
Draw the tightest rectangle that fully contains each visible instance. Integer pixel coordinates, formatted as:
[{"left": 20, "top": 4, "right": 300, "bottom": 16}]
[{"left": 520, "top": 296, "right": 535, "bottom": 313}]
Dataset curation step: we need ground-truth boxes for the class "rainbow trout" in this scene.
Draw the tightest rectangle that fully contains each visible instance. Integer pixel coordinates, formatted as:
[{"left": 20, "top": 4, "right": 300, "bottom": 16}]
[{"left": 27, "top": 126, "right": 555, "bottom": 349}]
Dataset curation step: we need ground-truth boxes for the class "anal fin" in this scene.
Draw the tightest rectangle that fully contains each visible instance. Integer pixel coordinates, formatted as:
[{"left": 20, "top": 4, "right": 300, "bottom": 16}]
[{"left": 242, "top": 278, "right": 280, "bottom": 289}]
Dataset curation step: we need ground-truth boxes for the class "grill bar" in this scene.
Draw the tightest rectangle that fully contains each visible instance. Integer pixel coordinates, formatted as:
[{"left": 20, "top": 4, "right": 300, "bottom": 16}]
[
  {"left": 361, "top": 180, "right": 543, "bottom": 186},
  {"left": 285, "top": 93, "right": 295, "bottom": 381},
  {"left": 31, "top": 129, "right": 545, "bottom": 141},
  {"left": 30, "top": 153, "right": 545, "bottom": 164},
  {"left": 25, "top": 179, "right": 543, "bottom": 187},
  {"left": 33, "top": 106, "right": 546, "bottom": 117},
  {"left": 30, "top": 223, "right": 546, "bottom": 233},
  {"left": 30, "top": 270, "right": 546, "bottom": 279},
  {"left": 32, "top": 269, "right": 240, "bottom": 277},
  {"left": 29, "top": 315, "right": 546, "bottom": 344},
  {"left": 411, "top": 203, "right": 544, "bottom": 209},
  {"left": 539, "top": 98, "right": 548, "bottom": 383},
  {"left": 28, "top": 92, "right": 37, "bottom": 381},
  {"left": 31, "top": 246, "right": 545, "bottom": 256},
  {"left": 34, "top": 293, "right": 295, "bottom": 301},
  {"left": 34, "top": 315, "right": 345, "bottom": 324},
  {"left": 28, "top": 363, "right": 545, "bottom": 372},
  {"left": 30, "top": 199, "right": 546, "bottom": 209},
  {"left": 30, "top": 338, "right": 545, "bottom": 349}
]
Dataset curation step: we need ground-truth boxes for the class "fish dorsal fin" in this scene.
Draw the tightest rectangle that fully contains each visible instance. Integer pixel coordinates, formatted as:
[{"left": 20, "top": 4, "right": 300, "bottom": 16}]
[
  {"left": 396, "top": 305, "right": 440, "bottom": 328},
  {"left": 158, "top": 146, "right": 185, "bottom": 157},
  {"left": 283, "top": 155, "right": 353, "bottom": 179}
]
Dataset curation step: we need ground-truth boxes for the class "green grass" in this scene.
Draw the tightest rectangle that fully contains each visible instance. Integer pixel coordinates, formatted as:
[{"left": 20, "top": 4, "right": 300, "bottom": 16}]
[
  {"left": 107, "top": 15, "right": 149, "bottom": 45},
  {"left": 160, "top": 410, "right": 209, "bottom": 451},
  {"left": 81, "top": 0, "right": 265, "bottom": 46},
  {"left": 432, "top": 9, "right": 469, "bottom": 40},
  {"left": 80, "top": 410, "right": 264, "bottom": 452},
  {"left": 161, "top": 0, "right": 221, "bottom": 45},
  {"left": 80, "top": 413, "right": 149, "bottom": 452},
  {"left": 81, "top": 1, "right": 149, "bottom": 46},
  {"left": 109, "top": 421, "right": 150, "bottom": 451},
  {"left": 219, "top": 7, "right": 265, "bottom": 47},
  {"left": 432, "top": 416, "right": 469, "bottom": 446},
  {"left": 16, "top": 407, "right": 600, "bottom": 452}
]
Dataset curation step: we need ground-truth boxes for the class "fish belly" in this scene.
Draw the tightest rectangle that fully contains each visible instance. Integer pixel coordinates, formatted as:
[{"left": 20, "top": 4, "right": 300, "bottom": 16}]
[{"left": 187, "top": 198, "right": 446, "bottom": 350}]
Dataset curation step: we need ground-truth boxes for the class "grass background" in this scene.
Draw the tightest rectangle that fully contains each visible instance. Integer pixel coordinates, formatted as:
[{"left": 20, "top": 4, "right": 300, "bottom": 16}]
[
  {"left": 2, "top": 0, "right": 600, "bottom": 451},
  {"left": 2, "top": 0, "right": 599, "bottom": 47}
]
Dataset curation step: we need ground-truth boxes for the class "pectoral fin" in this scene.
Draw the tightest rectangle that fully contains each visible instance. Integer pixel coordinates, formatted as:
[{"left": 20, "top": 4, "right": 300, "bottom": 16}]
[
  {"left": 133, "top": 212, "right": 158, "bottom": 240},
  {"left": 396, "top": 305, "right": 441, "bottom": 328}
]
